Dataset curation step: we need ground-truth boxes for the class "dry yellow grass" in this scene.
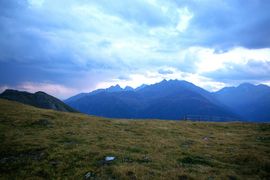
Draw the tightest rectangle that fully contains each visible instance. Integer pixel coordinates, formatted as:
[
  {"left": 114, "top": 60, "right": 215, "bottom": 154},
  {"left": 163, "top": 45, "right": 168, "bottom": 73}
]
[{"left": 0, "top": 99, "right": 269, "bottom": 179}]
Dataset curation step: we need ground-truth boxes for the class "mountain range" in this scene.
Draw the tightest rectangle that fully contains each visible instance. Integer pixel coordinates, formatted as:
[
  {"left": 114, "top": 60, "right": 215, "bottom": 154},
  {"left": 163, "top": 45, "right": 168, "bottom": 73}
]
[
  {"left": 0, "top": 89, "right": 76, "bottom": 113},
  {"left": 65, "top": 79, "right": 270, "bottom": 121},
  {"left": 214, "top": 83, "right": 270, "bottom": 121},
  {"left": 1, "top": 80, "right": 269, "bottom": 121}
]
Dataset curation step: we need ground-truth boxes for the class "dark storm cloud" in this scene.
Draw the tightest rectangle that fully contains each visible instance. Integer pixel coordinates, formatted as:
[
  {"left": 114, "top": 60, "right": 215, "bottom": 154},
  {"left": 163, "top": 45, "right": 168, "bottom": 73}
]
[{"left": 176, "top": 0, "right": 270, "bottom": 49}]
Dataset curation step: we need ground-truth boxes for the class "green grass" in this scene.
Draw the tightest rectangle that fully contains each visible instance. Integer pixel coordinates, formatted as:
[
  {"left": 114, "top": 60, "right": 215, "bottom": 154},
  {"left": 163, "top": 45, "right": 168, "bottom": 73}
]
[{"left": 0, "top": 99, "right": 269, "bottom": 179}]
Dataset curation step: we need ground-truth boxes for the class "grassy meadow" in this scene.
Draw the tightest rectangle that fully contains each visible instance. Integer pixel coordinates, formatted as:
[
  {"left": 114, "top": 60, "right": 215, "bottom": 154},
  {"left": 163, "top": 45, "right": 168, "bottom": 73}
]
[{"left": 0, "top": 99, "right": 269, "bottom": 179}]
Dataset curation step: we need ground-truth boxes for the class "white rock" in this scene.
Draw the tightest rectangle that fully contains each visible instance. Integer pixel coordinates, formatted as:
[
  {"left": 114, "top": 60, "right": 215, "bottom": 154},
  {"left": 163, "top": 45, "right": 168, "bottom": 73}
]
[
  {"left": 85, "top": 172, "right": 92, "bottom": 179},
  {"left": 105, "top": 156, "right": 115, "bottom": 161}
]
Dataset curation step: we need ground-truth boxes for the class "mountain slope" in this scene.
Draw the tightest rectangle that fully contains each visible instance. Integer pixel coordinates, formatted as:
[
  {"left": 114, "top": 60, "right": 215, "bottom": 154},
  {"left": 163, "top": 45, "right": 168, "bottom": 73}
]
[
  {"left": 0, "top": 89, "right": 77, "bottom": 112},
  {"left": 214, "top": 83, "right": 270, "bottom": 121},
  {"left": 67, "top": 80, "right": 238, "bottom": 120},
  {"left": 0, "top": 99, "right": 269, "bottom": 179}
]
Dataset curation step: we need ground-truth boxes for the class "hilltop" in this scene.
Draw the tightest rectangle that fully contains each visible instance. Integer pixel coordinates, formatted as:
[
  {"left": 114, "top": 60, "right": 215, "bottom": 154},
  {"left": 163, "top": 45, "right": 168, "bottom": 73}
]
[
  {"left": 0, "top": 89, "right": 77, "bottom": 113},
  {"left": 0, "top": 99, "right": 269, "bottom": 179}
]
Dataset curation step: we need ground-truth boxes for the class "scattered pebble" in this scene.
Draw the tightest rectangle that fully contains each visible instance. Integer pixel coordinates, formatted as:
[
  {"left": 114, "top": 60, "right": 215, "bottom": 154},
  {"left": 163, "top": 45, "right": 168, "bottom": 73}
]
[
  {"left": 85, "top": 172, "right": 95, "bottom": 179},
  {"left": 50, "top": 160, "right": 60, "bottom": 166},
  {"left": 66, "top": 131, "right": 76, "bottom": 135},
  {"left": 203, "top": 137, "right": 209, "bottom": 141},
  {"left": 142, "top": 155, "right": 150, "bottom": 162}
]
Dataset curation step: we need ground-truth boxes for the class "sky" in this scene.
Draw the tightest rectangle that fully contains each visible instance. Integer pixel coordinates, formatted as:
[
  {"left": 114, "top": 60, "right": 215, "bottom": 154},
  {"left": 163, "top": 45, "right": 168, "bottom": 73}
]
[{"left": 0, "top": 0, "right": 270, "bottom": 99}]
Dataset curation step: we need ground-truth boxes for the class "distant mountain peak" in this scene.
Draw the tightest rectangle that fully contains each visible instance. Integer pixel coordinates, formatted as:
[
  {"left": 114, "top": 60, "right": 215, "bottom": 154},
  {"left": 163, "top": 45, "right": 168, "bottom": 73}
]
[
  {"left": 135, "top": 84, "right": 148, "bottom": 91},
  {"left": 151, "top": 79, "right": 197, "bottom": 90},
  {"left": 107, "top": 84, "right": 123, "bottom": 92},
  {"left": 159, "top": 79, "right": 191, "bottom": 85},
  {"left": 238, "top": 83, "right": 254, "bottom": 88},
  {"left": 124, "top": 86, "right": 134, "bottom": 91},
  {"left": 109, "top": 84, "right": 121, "bottom": 88},
  {"left": 35, "top": 91, "right": 47, "bottom": 95},
  {"left": 161, "top": 79, "right": 168, "bottom": 82}
]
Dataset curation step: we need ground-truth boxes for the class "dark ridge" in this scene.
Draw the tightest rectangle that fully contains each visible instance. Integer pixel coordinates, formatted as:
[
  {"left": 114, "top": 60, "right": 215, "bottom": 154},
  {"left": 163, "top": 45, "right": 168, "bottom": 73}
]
[{"left": 0, "top": 89, "right": 77, "bottom": 113}]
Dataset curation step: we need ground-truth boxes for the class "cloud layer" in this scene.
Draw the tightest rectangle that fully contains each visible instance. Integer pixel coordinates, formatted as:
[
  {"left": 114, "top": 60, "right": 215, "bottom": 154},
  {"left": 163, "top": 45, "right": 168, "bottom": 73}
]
[{"left": 0, "top": 0, "right": 270, "bottom": 98}]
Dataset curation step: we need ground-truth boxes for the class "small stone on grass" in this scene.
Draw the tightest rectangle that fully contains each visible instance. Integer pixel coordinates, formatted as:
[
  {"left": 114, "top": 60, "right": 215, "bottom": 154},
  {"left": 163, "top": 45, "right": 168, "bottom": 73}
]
[{"left": 105, "top": 156, "right": 115, "bottom": 161}]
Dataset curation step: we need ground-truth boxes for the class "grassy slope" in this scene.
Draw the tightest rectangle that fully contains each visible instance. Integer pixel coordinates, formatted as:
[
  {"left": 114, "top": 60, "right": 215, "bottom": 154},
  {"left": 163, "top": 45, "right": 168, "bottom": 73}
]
[{"left": 0, "top": 99, "right": 269, "bottom": 179}]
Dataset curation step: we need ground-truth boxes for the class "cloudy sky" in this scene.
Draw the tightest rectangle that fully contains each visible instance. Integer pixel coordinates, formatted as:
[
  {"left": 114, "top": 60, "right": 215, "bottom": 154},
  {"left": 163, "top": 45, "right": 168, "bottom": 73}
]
[{"left": 0, "top": 0, "right": 270, "bottom": 99}]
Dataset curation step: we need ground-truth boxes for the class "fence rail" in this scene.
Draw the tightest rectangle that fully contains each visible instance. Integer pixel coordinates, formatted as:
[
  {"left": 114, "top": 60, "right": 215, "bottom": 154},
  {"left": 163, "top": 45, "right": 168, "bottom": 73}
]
[{"left": 182, "top": 115, "right": 237, "bottom": 122}]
